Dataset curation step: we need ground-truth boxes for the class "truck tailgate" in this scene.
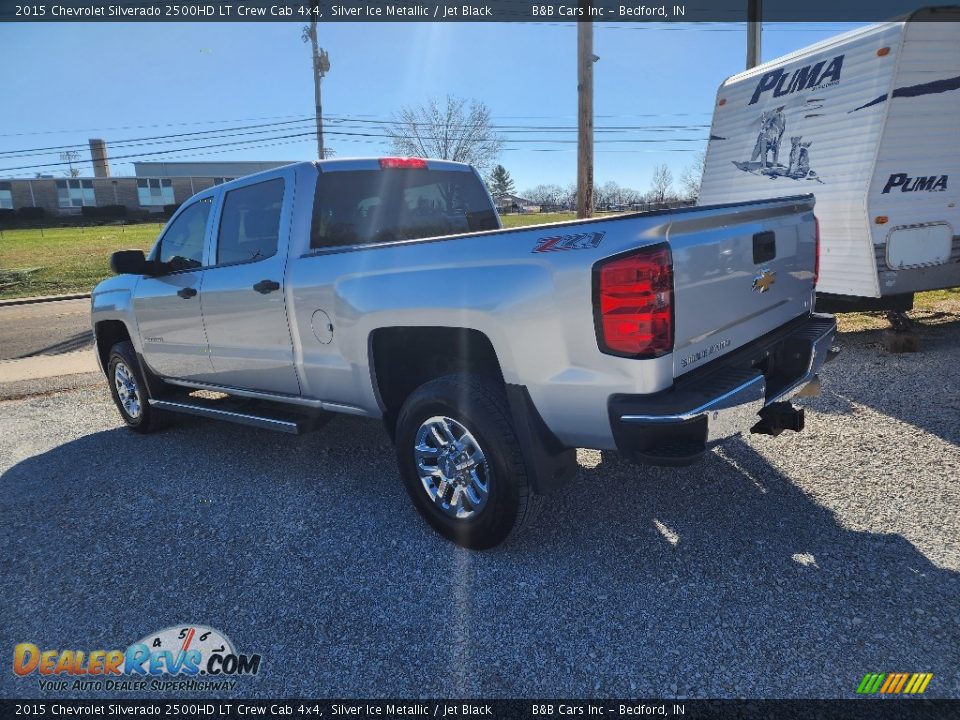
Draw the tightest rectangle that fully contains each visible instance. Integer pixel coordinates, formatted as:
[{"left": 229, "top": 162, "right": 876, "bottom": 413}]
[{"left": 668, "top": 196, "right": 817, "bottom": 377}]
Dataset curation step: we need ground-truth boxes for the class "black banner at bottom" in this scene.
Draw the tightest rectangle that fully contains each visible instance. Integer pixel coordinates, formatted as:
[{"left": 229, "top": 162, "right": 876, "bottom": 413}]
[{"left": 2, "top": 699, "right": 959, "bottom": 720}]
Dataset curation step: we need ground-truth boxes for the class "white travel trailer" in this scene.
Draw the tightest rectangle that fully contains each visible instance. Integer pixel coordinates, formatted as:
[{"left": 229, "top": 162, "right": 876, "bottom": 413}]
[{"left": 698, "top": 7, "right": 960, "bottom": 310}]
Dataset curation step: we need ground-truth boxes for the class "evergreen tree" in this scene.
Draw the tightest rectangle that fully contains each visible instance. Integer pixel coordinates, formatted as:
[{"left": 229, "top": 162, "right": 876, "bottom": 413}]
[{"left": 487, "top": 165, "right": 516, "bottom": 199}]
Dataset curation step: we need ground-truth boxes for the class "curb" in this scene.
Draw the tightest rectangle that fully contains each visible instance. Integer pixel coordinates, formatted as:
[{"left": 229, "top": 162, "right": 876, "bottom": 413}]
[{"left": 0, "top": 293, "right": 91, "bottom": 308}]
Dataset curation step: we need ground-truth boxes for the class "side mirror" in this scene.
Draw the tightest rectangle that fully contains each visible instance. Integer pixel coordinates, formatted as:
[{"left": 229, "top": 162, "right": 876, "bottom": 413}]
[{"left": 110, "top": 249, "right": 148, "bottom": 275}]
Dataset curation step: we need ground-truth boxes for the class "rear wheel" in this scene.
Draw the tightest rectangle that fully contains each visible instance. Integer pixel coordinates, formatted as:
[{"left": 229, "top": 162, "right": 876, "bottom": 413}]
[
  {"left": 394, "top": 374, "right": 542, "bottom": 549},
  {"left": 106, "top": 341, "right": 165, "bottom": 433}
]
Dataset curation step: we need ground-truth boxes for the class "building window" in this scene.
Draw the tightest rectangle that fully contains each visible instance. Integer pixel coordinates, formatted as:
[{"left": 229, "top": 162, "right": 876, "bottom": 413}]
[
  {"left": 0, "top": 181, "right": 12, "bottom": 209},
  {"left": 137, "top": 178, "right": 175, "bottom": 206},
  {"left": 56, "top": 179, "right": 95, "bottom": 208},
  {"left": 213, "top": 177, "right": 235, "bottom": 185}
]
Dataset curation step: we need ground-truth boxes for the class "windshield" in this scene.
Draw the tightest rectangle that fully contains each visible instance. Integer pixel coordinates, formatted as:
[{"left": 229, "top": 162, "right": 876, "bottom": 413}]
[{"left": 310, "top": 168, "right": 499, "bottom": 249}]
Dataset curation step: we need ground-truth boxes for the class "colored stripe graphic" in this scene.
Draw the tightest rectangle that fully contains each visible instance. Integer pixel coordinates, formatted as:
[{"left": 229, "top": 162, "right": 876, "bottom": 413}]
[
  {"left": 850, "top": 74, "right": 960, "bottom": 112},
  {"left": 856, "top": 673, "right": 886, "bottom": 694},
  {"left": 879, "top": 674, "right": 896, "bottom": 693},
  {"left": 904, "top": 673, "right": 934, "bottom": 694},
  {"left": 857, "top": 672, "right": 933, "bottom": 694},
  {"left": 892, "top": 673, "right": 909, "bottom": 693}
]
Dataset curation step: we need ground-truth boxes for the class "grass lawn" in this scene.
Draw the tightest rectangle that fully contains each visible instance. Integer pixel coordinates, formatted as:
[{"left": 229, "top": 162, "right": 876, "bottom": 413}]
[
  {"left": 2, "top": 218, "right": 959, "bottom": 329},
  {"left": 836, "top": 287, "right": 960, "bottom": 332},
  {"left": 500, "top": 212, "right": 578, "bottom": 227},
  {"left": 0, "top": 224, "right": 163, "bottom": 299},
  {"left": 500, "top": 211, "right": 629, "bottom": 228}
]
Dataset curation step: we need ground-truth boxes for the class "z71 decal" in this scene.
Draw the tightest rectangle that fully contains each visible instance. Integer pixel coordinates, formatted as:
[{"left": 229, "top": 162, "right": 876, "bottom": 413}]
[{"left": 532, "top": 232, "right": 605, "bottom": 254}]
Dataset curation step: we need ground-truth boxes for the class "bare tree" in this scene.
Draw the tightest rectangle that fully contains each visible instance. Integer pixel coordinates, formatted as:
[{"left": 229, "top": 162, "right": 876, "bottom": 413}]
[
  {"left": 621, "top": 186, "right": 644, "bottom": 207},
  {"left": 60, "top": 150, "right": 81, "bottom": 178},
  {"left": 679, "top": 151, "right": 706, "bottom": 201},
  {"left": 525, "top": 184, "right": 565, "bottom": 209},
  {"left": 649, "top": 164, "right": 674, "bottom": 205},
  {"left": 387, "top": 95, "right": 504, "bottom": 172}
]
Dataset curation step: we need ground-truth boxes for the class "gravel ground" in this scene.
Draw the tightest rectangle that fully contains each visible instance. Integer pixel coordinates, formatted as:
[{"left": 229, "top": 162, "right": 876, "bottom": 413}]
[{"left": 1, "top": 322, "right": 958, "bottom": 700}]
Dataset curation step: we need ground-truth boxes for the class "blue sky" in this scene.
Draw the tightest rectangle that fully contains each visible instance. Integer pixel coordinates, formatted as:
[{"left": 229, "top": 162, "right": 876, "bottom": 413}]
[{"left": 0, "top": 21, "right": 861, "bottom": 192}]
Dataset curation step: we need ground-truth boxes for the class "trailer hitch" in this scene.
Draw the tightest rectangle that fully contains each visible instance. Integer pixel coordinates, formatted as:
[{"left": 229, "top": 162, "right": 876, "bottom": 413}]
[{"left": 751, "top": 402, "right": 805, "bottom": 437}]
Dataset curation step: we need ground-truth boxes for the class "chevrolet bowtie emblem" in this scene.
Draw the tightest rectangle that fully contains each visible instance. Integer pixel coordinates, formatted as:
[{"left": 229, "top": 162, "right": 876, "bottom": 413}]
[{"left": 753, "top": 268, "right": 777, "bottom": 293}]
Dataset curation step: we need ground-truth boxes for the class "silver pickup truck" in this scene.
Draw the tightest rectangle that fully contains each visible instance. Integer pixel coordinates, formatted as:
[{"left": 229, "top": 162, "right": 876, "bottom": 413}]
[{"left": 92, "top": 158, "right": 836, "bottom": 548}]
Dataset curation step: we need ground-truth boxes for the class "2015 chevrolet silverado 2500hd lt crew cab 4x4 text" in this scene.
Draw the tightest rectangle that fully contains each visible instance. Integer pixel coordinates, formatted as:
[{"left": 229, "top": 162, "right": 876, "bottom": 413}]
[{"left": 92, "top": 157, "right": 836, "bottom": 549}]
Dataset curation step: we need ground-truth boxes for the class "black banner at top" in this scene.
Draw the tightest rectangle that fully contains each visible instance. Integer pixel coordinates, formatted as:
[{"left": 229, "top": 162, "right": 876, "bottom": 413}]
[{"left": 1, "top": 0, "right": 959, "bottom": 23}]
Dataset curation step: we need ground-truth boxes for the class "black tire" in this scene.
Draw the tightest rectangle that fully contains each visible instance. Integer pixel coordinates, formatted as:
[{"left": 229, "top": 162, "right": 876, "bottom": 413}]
[
  {"left": 106, "top": 341, "right": 165, "bottom": 433},
  {"left": 394, "top": 374, "right": 543, "bottom": 549}
]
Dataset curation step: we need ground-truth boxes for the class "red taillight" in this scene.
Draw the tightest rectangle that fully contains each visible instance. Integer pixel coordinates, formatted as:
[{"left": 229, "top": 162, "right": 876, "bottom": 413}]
[
  {"left": 379, "top": 157, "right": 427, "bottom": 169},
  {"left": 594, "top": 244, "right": 673, "bottom": 357},
  {"left": 813, "top": 216, "right": 820, "bottom": 286}
]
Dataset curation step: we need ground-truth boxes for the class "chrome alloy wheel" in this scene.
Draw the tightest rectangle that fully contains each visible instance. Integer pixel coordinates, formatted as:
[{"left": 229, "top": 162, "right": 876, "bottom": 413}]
[
  {"left": 114, "top": 361, "right": 142, "bottom": 419},
  {"left": 414, "top": 415, "right": 490, "bottom": 519}
]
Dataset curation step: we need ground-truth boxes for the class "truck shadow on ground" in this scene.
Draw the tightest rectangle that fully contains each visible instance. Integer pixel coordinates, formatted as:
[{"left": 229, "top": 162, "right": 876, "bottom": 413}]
[{"left": 1, "top": 411, "right": 958, "bottom": 699}]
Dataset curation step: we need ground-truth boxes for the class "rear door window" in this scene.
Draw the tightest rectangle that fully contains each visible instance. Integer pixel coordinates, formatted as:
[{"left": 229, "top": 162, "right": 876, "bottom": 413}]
[
  {"left": 216, "top": 178, "right": 285, "bottom": 265},
  {"left": 311, "top": 169, "right": 498, "bottom": 249}
]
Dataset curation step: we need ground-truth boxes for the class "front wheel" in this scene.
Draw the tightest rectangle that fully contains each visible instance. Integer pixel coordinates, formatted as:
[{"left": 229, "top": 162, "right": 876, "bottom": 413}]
[
  {"left": 394, "top": 374, "right": 543, "bottom": 549},
  {"left": 106, "top": 341, "right": 164, "bottom": 433}
]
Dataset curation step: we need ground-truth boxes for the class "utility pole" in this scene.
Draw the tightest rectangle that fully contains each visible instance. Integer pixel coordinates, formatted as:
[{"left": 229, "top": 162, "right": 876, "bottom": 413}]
[
  {"left": 747, "top": 0, "right": 762, "bottom": 69},
  {"left": 303, "top": 4, "right": 331, "bottom": 159},
  {"left": 577, "top": 5, "right": 594, "bottom": 219}
]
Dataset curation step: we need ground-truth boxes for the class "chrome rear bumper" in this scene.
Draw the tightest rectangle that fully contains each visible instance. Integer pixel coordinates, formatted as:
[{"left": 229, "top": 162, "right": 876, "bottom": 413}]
[{"left": 609, "top": 314, "right": 837, "bottom": 466}]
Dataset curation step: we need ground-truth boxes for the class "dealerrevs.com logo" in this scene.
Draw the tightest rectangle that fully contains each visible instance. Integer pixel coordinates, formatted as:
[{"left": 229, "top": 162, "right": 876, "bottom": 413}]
[{"left": 13, "top": 624, "right": 262, "bottom": 692}]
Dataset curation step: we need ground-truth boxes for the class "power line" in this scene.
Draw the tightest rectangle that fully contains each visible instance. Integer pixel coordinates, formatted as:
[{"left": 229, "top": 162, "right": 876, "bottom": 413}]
[
  {"left": 0, "top": 108, "right": 716, "bottom": 174},
  {"left": 1, "top": 126, "right": 707, "bottom": 174},
  {"left": 0, "top": 115, "right": 710, "bottom": 161},
  {"left": 0, "top": 109, "right": 718, "bottom": 154},
  {"left": 0, "top": 113, "right": 316, "bottom": 139},
  {"left": 0, "top": 131, "right": 319, "bottom": 173},
  {"left": 0, "top": 116, "right": 317, "bottom": 158},
  {"left": 5, "top": 133, "right": 705, "bottom": 176},
  {"left": 1, "top": 124, "right": 708, "bottom": 172},
  {"left": 2, "top": 114, "right": 709, "bottom": 152}
]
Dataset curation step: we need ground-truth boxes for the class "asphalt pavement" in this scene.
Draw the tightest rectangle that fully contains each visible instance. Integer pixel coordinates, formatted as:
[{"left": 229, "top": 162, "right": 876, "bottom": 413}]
[
  {"left": 1, "top": 321, "right": 958, "bottom": 700},
  {"left": 0, "top": 298, "right": 93, "bottom": 360}
]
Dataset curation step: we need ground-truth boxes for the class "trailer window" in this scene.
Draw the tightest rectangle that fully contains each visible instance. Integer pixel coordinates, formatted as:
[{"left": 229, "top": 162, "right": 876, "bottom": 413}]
[{"left": 311, "top": 169, "right": 498, "bottom": 249}]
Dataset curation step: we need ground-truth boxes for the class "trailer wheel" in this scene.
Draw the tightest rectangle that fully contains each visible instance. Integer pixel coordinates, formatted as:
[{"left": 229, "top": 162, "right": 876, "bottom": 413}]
[{"left": 394, "top": 374, "right": 543, "bottom": 549}]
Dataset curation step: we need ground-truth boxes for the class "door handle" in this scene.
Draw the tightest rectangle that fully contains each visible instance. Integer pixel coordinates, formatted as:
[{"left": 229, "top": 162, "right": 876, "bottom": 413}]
[
  {"left": 253, "top": 279, "right": 280, "bottom": 294},
  {"left": 177, "top": 287, "right": 197, "bottom": 299}
]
